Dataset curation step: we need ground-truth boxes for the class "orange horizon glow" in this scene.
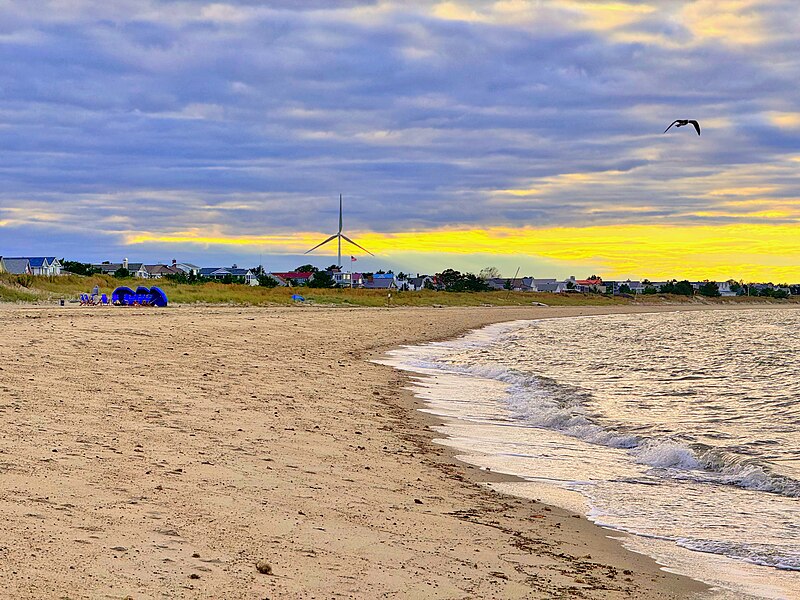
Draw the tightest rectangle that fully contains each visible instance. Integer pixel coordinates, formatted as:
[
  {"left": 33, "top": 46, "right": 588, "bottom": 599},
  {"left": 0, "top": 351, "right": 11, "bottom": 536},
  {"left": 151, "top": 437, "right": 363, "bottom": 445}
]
[{"left": 125, "top": 222, "right": 800, "bottom": 282}]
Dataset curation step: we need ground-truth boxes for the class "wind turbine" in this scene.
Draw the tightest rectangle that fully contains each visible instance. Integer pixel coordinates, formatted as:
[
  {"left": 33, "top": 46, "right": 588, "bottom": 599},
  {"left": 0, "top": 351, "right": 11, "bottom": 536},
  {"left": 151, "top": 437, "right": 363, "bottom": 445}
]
[{"left": 305, "top": 194, "right": 373, "bottom": 268}]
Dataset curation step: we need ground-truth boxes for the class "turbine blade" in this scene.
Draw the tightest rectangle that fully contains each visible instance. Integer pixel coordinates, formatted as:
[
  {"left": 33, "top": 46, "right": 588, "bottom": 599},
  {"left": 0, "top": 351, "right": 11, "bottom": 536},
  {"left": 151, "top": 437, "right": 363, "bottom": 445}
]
[
  {"left": 304, "top": 234, "right": 339, "bottom": 254},
  {"left": 338, "top": 194, "right": 343, "bottom": 234},
  {"left": 341, "top": 234, "right": 374, "bottom": 256}
]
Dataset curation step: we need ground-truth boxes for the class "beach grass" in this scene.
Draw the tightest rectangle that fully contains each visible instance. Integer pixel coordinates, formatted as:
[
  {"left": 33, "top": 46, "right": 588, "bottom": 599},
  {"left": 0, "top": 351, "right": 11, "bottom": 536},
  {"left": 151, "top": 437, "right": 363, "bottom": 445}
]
[
  {"left": 0, "top": 273, "right": 626, "bottom": 306},
  {"left": 1, "top": 273, "right": 796, "bottom": 307}
]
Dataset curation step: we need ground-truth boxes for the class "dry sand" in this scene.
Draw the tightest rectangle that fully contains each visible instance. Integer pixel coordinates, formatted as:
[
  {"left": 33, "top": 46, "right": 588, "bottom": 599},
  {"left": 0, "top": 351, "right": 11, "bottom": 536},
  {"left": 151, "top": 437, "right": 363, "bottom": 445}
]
[{"left": 0, "top": 302, "right": 772, "bottom": 599}]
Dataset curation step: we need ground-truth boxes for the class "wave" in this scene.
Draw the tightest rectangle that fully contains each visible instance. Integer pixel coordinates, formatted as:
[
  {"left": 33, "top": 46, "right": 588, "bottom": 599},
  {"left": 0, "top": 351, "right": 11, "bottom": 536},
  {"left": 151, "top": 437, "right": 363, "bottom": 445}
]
[
  {"left": 676, "top": 539, "right": 800, "bottom": 571},
  {"left": 386, "top": 322, "right": 800, "bottom": 499},
  {"left": 633, "top": 440, "right": 800, "bottom": 498}
]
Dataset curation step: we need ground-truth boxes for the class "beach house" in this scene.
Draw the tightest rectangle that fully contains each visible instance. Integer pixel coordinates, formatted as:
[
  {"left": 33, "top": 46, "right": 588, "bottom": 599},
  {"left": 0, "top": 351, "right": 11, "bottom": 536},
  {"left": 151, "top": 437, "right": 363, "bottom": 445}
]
[
  {"left": 363, "top": 273, "right": 397, "bottom": 289},
  {"left": 3, "top": 258, "right": 32, "bottom": 275},
  {"left": 269, "top": 271, "right": 315, "bottom": 286},
  {"left": 199, "top": 266, "right": 259, "bottom": 286},
  {"left": 144, "top": 264, "right": 182, "bottom": 279},
  {"left": 93, "top": 259, "right": 148, "bottom": 278},
  {"left": 3, "top": 256, "right": 62, "bottom": 276},
  {"left": 485, "top": 277, "right": 535, "bottom": 292}
]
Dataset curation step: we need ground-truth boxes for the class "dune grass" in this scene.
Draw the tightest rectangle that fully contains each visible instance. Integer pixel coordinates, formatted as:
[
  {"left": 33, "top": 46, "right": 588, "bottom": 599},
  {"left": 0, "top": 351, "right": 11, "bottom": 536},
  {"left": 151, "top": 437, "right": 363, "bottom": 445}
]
[
  {"left": 0, "top": 273, "right": 628, "bottom": 307},
  {"left": 1, "top": 273, "right": 796, "bottom": 307}
]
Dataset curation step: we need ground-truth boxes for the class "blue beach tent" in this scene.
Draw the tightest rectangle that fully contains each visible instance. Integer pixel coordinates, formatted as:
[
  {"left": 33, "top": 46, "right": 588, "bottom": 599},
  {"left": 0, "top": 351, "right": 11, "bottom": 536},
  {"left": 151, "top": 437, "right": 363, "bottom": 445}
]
[
  {"left": 149, "top": 286, "right": 168, "bottom": 307},
  {"left": 112, "top": 286, "right": 135, "bottom": 305},
  {"left": 291, "top": 294, "right": 305, "bottom": 302}
]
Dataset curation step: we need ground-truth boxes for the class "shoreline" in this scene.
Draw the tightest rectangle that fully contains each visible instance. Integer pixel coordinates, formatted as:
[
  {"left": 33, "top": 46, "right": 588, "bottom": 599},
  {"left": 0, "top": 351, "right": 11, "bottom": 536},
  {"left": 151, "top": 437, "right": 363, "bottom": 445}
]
[{"left": 0, "top": 303, "right": 790, "bottom": 598}]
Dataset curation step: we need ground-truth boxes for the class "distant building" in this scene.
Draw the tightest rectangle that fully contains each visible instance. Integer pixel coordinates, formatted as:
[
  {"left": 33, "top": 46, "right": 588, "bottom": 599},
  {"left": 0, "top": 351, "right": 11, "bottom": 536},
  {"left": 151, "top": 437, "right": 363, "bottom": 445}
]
[
  {"left": 269, "top": 272, "right": 315, "bottom": 286},
  {"left": 144, "top": 264, "right": 182, "bottom": 279},
  {"left": 0, "top": 257, "right": 5, "bottom": 273},
  {"left": 93, "top": 259, "right": 148, "bottom": 278},
  {"left": 3, "top": 256, "right": 62, "bottom": 276},
  {"left": 199, "top": 266, "right": 259, "bottom": 286},
  {"left": 363, "top": 273, "right": 397, "bottom": 289},
  {"left": 485, "top": 277, "right": 535, "bottom": 292},
  {"left": 575, "top": 277, "right": 606, "bottom": 293},
  {"left": 173, "top": 261, "right": 201, "bottom": 276},
  {"left": 3, "top": 258, "right": 32, "bottom": 275}
]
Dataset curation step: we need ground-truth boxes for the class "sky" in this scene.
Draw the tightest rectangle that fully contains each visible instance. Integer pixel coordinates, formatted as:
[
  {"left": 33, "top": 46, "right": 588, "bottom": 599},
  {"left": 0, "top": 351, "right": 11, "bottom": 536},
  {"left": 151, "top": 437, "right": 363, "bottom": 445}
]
[{"left": 1, "top": 0, "right": 799, "bottom": 281}]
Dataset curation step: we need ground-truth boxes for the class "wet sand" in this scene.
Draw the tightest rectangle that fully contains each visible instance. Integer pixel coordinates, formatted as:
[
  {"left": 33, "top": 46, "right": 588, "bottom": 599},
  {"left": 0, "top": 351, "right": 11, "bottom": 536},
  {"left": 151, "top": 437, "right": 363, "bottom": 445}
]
[{"left": 0, "top": 303, "right": 749, "bottom": 598}]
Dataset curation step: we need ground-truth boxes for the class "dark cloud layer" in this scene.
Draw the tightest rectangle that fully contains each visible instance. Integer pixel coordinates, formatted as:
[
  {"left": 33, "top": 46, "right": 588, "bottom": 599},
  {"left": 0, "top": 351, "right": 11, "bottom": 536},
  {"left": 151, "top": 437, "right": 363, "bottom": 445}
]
[{"left": 1, "top": 0, "right": 799, "bottom": 263}]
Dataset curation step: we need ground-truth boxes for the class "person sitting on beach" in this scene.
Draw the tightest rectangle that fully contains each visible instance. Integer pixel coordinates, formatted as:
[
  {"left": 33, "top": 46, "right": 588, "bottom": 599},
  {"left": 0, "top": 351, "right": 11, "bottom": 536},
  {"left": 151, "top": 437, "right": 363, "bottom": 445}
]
[{"left": 91, "top": 284, "right": 99, "bottom": 303}]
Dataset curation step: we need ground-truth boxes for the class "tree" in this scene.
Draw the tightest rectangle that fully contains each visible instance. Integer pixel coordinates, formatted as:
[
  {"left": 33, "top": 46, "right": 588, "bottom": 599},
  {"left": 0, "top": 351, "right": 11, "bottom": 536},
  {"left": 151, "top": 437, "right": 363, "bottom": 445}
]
[
  {"left": 326, "top": 264, "right": 339, "bottom": 272},
  {"left": 258, "top": 274, "right": 278, "bottom": 287},
  {"left": 698, "top": 281, "right": 721, "bottom": 297},
  {"left": 566, "top": 280, "right": 575, "bottom": 290},
  {"left": 294, "top": 264, "right": 319, "bottom": 273},
  {"left": 618, "top": 283, "right": 632, "bottom": 294},
  {"left": 307, "top": 270, "right": 336, "bottom": 288},
  {"left": 642, "top": 285, "right": 658, "bottom": 295},
  {"left": 659, "top": 280, "right": 693, "bottom": 296},
  {"left": 479, "top": 266, "right": 501, "bottom": 280},
  {"left": 437, "top": 269, "right": 463, "bottom": 290},
  {"left": 61, "top": 259, "right": 99, "bottom": 276},
  {"left": 113, "top": 267, "right": 130, "bottom": 278},
  {"left": 435, "top": 269, "right": 489, "bottom": 292}
]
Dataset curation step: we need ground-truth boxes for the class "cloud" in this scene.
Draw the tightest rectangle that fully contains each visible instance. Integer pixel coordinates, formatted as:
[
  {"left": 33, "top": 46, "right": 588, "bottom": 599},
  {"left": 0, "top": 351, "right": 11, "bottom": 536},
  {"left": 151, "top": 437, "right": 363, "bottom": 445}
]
[{"left": 0, "top": 1, "right": 798, "bottom": 279}]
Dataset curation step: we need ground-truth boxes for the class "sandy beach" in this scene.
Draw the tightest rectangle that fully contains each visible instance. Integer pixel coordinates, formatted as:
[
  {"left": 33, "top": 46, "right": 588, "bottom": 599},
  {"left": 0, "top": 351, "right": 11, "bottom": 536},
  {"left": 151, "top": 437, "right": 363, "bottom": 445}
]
[{"left": 1, "top": 302, "right": 772, "bottom": 599}]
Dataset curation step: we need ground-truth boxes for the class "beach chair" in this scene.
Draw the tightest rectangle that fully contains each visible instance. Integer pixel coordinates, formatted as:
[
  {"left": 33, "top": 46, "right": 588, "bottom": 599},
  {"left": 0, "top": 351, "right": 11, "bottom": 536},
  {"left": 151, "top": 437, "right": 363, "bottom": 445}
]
[{"left": 100, "top": 294, "right": 109, "bottom": 305}]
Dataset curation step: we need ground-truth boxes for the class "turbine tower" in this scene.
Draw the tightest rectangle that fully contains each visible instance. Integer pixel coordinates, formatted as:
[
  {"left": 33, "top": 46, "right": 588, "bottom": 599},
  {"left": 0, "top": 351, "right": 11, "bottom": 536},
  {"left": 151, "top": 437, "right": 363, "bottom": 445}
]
[{"left": 305, "top": 194, "right": 373, "bottom": 268}]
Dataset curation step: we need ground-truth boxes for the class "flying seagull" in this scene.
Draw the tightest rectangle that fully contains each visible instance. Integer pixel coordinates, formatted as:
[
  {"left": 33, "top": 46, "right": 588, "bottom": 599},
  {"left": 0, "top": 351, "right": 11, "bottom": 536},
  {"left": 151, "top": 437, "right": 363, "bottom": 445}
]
[{"left": 664, "top": 119, "right": 701, "bottom": 135}]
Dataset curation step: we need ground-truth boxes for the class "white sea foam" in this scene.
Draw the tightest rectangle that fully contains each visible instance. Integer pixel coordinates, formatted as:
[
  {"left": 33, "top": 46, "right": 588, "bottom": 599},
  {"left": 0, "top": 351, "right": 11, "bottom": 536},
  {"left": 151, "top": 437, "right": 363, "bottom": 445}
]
[
  {"left": 677, "top": 539, "right": 800, "bottom": 571},
  {"left": 383, "top": 310, "right": 800, "bottom": 599}
]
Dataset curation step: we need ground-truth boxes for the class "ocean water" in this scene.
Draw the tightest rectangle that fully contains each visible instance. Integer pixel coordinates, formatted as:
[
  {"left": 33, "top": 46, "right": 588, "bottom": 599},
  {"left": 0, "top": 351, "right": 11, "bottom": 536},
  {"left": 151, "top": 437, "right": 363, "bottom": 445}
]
[{"left": 379, "top": 309, "right": 800, "bottom": 599}]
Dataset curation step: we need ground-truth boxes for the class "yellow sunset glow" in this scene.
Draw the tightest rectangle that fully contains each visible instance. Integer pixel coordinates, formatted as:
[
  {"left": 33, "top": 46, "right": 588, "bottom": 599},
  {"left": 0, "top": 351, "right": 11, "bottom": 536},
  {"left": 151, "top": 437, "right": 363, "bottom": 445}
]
[{"left": 127, "top": 223, "right": 800, "bottom": 282}]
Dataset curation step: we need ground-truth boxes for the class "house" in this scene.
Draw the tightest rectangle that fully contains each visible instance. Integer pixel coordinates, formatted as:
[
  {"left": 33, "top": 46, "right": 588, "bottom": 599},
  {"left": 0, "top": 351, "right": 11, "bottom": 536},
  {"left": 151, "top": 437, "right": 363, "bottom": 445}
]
[
  {"left": 173, "top": 261, "right": 201, "bottom": 276},
  {"left": 364, "top": 273, "right": 397, "bottom": 289},
  {"left": 610, "top": 280, "right": 644, "bottom": 294},
  {"left": 3, "top": 258, "right": 32, "bottom": 275},
  {"left": 575, "top": 277, "right": 606, "bottom": 294},
  {"left": 199, "top": 266, "right": 259, "bottom": 286},
  {"left": 329, "top": 270, "right": 365, "bottom": 287},
  {"left": 485, "top": 277, "right": 535, "bottom": 292},
  {"left": 3, "top": 256, "right": 62, "bottom": 276},
  {"left": 269, "top": 272, "right": 315, "bottom": 286},
  {"left": 404, "top": 275, "right": 435, "bottom": 291},
  {"left": 93, "top": 260, "right": 148, "bottom": 278},
  {"left": 717, "top": 281, "right": 737, "bottom": 297},
  {"left": 144, "top": 264, "right": 182, "bottom": 279},
  {"left": 536, "top": 281, "right": 570, "bottom": 293}
]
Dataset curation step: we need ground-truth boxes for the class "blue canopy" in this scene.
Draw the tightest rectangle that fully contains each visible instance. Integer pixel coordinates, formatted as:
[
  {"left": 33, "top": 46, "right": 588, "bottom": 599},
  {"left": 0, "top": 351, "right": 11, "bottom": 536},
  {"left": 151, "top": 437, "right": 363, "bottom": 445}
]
[
  {"left": 112, "top": 286, "right": 135, "bottom": 304},
  {"left": 291, "top": 294, "right": 305, "bottom": 302},
  {"left": 136, "top": 285, "right": 150, "bottom": 295},
  {"left": 149, "top": 286, "right": 168, "bottom": 307}
]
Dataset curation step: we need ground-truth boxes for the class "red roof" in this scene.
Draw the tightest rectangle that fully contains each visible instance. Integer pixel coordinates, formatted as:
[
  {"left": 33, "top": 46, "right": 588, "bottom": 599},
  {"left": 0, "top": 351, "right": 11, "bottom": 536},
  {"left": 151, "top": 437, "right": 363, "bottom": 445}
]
[{"left": 577, "top": 278, "right": 603, "bottom": 285}]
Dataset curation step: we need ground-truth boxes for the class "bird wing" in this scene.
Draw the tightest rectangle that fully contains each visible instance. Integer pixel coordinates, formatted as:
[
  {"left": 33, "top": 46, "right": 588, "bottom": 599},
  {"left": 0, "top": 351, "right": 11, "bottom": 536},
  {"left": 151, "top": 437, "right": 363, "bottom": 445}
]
[
  {"left": 304, "top": 234, "right": 338, "bottom": 254},
  {"left": 663, "top": 120, "right": 680, "bottom": 133},
  {"left": 689, "top": 120, "right": 701, "bottom": 135},
  {"left": 341, "top": 234, "right": 374, "bottom": 256}
]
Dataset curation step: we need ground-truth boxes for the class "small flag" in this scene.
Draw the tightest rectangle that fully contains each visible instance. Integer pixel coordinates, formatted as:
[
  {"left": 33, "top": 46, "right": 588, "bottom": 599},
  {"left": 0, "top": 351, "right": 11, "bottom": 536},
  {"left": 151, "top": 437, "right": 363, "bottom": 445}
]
[{"left": 350, "top": 255, "right": 357, "bottom": 262}]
